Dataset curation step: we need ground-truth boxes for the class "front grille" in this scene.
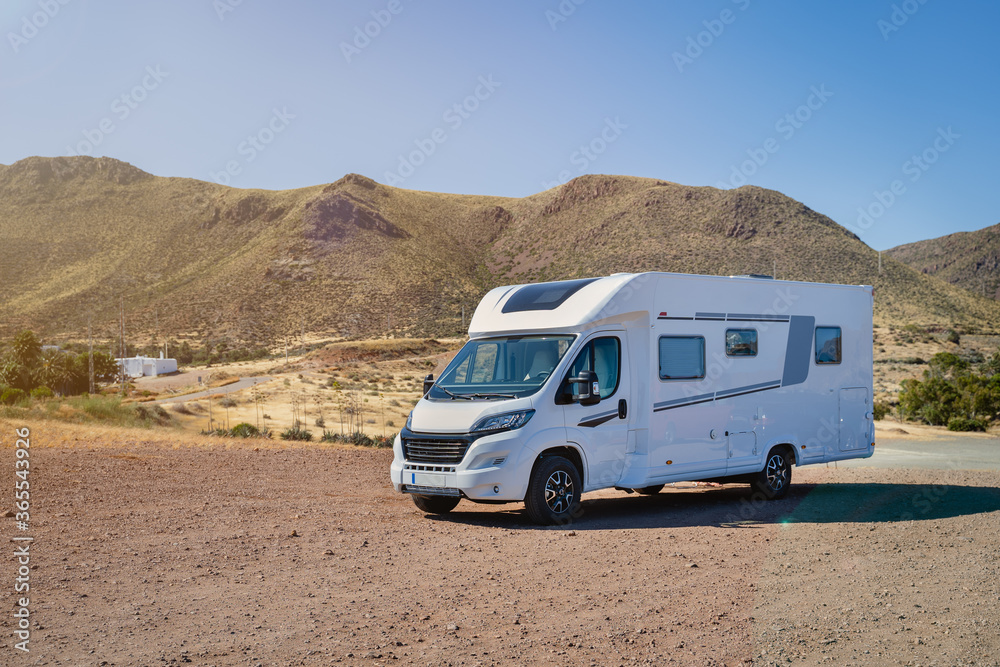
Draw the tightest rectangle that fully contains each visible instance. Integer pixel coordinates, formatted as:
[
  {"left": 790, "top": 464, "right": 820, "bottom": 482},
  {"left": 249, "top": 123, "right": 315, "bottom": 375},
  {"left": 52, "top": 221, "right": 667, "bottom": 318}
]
[{"left": 403, "top": 437, "right": 471, "bottom": 464}]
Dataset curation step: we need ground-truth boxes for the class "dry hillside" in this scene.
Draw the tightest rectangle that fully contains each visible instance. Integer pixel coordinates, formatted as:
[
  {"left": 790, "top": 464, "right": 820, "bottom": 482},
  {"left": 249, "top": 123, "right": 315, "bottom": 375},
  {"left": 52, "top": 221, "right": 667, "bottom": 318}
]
[
  {"left": 887, "top": 222, "right": 1000, "bottom": 301},
  {"left": 2, "top": 156, "right": 999, "bottom": 344}
]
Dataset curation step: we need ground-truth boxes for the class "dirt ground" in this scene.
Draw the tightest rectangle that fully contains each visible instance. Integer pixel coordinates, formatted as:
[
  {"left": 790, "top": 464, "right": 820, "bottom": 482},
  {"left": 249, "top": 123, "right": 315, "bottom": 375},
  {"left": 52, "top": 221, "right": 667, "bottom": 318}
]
[{"left": 1, "top": 421, "right": 999, "bottom": 666}]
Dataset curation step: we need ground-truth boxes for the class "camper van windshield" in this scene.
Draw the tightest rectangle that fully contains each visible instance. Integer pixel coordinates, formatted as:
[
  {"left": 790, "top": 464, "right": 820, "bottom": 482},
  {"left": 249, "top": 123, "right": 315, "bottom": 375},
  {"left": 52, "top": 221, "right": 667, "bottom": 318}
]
[{"left": 430, "top": 335, "right": 576, "bottom": 400}]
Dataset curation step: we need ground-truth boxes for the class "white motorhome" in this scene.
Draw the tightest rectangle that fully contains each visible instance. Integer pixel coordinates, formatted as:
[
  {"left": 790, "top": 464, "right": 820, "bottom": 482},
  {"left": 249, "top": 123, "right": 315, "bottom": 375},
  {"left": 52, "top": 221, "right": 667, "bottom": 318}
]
[{"left": 391, "top": 272, "right": 874, "bottom": 525}]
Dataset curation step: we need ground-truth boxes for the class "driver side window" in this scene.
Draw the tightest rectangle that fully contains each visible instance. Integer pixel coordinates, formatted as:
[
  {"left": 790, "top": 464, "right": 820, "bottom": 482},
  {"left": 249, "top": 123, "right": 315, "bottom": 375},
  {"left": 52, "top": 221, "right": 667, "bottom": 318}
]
[{"left": 567, "top": 337, "right": 620, "bottom": 399}]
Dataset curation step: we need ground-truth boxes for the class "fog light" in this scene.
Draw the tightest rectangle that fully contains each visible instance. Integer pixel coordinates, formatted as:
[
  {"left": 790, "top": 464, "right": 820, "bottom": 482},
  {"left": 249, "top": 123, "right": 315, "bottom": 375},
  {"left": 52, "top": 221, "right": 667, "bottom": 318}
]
[{"left": 493, "top": 485, "right": 500, "bottom": 494}]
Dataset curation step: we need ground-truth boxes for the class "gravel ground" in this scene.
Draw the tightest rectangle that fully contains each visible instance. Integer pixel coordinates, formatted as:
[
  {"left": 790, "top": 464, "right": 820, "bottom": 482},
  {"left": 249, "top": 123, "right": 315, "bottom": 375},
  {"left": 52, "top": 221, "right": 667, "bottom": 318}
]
[{"left": 1, "top": 421, "right": 998, "bottom": 666}]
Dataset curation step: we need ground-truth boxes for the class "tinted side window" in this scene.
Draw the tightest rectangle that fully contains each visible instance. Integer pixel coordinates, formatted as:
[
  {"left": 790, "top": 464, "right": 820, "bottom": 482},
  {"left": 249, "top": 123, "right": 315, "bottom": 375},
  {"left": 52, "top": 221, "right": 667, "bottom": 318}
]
[
  {"left": 726, "top": 329, "right": 757, "bottom": 357},
  {"left": 658, "top": 336, "right": 705, "bottom": 380},
  {"left": 815, "top": 327, "right": 842, "bottom": 364},
  {"left": 567, "top": 337, "right": 620, "bottom": 399}
]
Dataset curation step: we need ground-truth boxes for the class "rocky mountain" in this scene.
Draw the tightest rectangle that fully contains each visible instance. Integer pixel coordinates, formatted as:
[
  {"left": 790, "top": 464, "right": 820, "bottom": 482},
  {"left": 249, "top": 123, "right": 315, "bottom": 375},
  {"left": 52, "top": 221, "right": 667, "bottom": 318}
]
[{"left": 2, "top": 156, "right": 998, "bottom": 346}]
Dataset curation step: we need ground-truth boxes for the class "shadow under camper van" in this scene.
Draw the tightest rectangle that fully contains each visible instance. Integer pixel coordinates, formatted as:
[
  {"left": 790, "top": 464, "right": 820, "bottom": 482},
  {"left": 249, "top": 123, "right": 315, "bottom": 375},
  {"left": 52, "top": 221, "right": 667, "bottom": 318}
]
[{"left": 391, "top": 272, "right": 875, "bottom": 525}]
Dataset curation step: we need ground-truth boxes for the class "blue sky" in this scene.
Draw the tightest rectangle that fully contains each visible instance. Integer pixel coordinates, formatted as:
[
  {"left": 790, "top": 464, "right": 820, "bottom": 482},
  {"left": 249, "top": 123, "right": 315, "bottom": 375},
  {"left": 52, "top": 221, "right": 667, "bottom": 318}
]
[{"left": 1, "top": 0, "right": 997, "bottom": 250}]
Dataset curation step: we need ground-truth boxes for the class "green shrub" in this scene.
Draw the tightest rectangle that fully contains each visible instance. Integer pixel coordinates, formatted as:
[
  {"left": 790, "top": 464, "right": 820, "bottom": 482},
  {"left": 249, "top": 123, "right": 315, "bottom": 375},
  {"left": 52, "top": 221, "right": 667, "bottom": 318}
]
[
  {"left": 873, "top": 401, "right": 892, "bottom": 421},
  {"left": 230, "top": 422, "right": 268, "bottom": 438},
  {"left": 30, "top": 386, "right": 54, "bottom": 399},
  {"left": 280, "top": 426, "right": 313, "bottom": 441},
  {"left": 1, "top": 388, "right": 28, "bottom": 405},
  {"left": 947, "top": 417, "right": 987, "bottom": 432}
]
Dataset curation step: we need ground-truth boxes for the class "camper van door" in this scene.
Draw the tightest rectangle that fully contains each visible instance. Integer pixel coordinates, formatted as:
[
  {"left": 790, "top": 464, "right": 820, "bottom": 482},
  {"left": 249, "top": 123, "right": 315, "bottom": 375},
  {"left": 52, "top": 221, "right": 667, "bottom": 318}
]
[{"left": 560, "top": 333, "right": 630, "bottom": 490}]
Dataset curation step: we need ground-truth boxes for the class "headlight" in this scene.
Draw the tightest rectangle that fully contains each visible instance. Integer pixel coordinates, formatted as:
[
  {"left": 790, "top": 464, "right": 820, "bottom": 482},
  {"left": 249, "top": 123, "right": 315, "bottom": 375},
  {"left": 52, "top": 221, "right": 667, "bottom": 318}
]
[
  {"left": 405, "top": 411, "right": 413, "bottom": 431},
  {"left": 470, "top": 409, "right": 535, "bottom": 433}
]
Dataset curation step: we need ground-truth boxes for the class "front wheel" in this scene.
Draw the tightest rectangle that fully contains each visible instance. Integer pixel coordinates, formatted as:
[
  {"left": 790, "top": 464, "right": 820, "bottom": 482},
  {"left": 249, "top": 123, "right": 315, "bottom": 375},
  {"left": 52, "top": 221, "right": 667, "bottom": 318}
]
[
  {"left": 524, "top": 455, "right": 582, "bottom": 525},
  {"left": 750, "top": 447, "right": 792, "bottom": 499},
  {"left": 412, "top": 494, "right": 461, "bottom": 514}
]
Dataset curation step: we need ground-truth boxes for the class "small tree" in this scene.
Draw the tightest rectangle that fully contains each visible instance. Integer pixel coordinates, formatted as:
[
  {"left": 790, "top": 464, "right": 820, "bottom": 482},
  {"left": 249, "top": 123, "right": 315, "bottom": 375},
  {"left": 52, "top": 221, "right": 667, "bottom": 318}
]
[{"left": 9, "top": 331, "right": 41, "bottom": 369}]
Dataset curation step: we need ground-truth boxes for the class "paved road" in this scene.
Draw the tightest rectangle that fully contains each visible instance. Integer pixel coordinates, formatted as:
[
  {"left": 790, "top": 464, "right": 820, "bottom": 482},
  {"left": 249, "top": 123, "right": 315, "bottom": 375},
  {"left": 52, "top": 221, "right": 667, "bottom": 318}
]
[
  {"left": 839, "top": 434, "right": 1000, "bottom": 470},
  {"left": 152, "top": 377, "right": 273, "bottom": 404}
]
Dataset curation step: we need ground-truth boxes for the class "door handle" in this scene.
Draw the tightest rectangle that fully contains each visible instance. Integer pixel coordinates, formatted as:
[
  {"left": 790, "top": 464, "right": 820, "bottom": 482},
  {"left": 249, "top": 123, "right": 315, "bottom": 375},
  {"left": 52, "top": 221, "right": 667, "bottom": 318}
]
[{"left": 618, "top": 399, "right": 627, "bottom": 420}]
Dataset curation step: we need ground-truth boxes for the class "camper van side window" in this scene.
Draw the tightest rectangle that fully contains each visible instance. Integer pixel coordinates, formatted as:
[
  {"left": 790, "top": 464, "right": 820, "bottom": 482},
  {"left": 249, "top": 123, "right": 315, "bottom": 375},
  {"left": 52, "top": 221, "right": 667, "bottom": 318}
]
[
  {"left": 815, "top": 327, "right": 842, "bottom": 364},
  {"left": 725, "top": 329, "right": 757, "bottom": 357},
  {"left": 658, "top": 336, "right": 705, "bottom": 380},
  {"left": 565, "top": 337, "right": 621, "bottom": 399}
]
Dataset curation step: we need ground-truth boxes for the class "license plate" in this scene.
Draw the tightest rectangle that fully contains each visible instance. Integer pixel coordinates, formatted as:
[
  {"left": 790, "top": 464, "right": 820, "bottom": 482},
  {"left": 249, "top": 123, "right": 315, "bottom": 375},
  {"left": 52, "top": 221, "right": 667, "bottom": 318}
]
[{"left": 409, "top": 472, "right": 447, "bottom": 487}]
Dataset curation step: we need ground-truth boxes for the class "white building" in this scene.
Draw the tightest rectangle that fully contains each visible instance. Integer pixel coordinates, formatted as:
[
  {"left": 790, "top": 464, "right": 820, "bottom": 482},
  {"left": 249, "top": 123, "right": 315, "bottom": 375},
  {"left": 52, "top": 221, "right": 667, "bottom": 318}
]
[{"left": 117, "top": 353, "right": 178, "bottom": 378}]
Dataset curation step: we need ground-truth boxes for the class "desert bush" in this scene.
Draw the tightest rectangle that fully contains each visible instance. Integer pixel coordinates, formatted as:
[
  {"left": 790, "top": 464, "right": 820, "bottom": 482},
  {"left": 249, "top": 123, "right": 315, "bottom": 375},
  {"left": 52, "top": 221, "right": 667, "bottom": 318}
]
[
  {"left": 1, "top": 388, "right": 29, "bottom": 405},
  {"left": 899, "top": 351, "right": 1000, "bottom": 426},
  {"left": 64, "top": 395, "right": 170, "bottom": 428},
  {"left": 280, "top": 426, "right": 313, "bottom": 441},
  {"left": 230, "top": 422, "right": 269, "bottom": 438},
  {"left": 873, "top": 401, "right": 892, "bottom": 421},
  {"left": 133, "top": 404, "right": 170, "bottom": 426},
  {"left": 318, "top": 431, "right": 395, "bottom": 448},
  {"left": 30, "top": 386, "right": 54, "bottom": 399},
  {"left": 947, "top": 417, "right": 987, "bottom": 432}
]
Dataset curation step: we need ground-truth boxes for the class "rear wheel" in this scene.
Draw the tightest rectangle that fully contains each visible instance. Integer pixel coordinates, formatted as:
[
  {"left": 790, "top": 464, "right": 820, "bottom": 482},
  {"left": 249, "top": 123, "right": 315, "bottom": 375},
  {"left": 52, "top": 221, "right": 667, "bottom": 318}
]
[
  {"left": 634, "top": 484, "right": 664, "bottom": 495},
  {"left": 525, "top": 455, "right": 582, "bottom": 525},
  {"left": 751, "top": 447, "right": 792, "bottom": 499},
  {"left": 412, "top": 494, "right": 461, "bottom": 514}
]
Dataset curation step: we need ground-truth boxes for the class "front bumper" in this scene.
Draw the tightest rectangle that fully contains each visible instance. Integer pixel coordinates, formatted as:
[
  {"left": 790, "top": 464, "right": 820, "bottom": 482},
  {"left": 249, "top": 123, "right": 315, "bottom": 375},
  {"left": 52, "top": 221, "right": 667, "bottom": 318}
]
[{"left": 390, "top": 428, "right": 533, "bottom": 502}]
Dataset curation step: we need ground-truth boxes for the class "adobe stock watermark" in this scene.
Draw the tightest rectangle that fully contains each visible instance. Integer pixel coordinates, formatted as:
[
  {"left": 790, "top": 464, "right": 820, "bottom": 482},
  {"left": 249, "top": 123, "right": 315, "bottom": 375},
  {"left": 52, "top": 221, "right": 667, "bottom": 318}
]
[
  {"left": 877, "top": 0, "right": 930, "bottom": 41},
  {"left": 672, "top": 0, "right": 751, "bottom": 73},
  {"left": 382, "top": 75, "right": 501, "bottom": 187},
  {"left": 340, "top": 0, "right": 408, "bottom": 64},
  {"left": 852, "top": 126, "right": 959, "bottom": 235},
  {"left": 545, "top": 0, "right": 587, "bottom": 31},
  {"left": 210, "top": 107, "right": 296, "bottom": 186},
  {"left": 65, "top": 65, "right": 169, "bottom": 156},
  {"left": 715, "top": 85, "right": 833, "bottom": 189},
  {"left": 540, "top": 117, "right": 627, "bottom": 190},
  {"left": 7, "top": 0, "right": 74, "bottom": 54},
  {"left": 213, "top": 0, "right": 245, "bottom": 22}
]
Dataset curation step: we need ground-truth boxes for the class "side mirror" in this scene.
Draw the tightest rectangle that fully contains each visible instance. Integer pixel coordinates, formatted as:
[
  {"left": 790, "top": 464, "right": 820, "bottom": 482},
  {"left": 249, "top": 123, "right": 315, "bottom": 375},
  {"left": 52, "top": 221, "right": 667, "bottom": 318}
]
[
  {"left": 569, "top": 370, "right": 601, "bottom": 406},
  {"left": 423, "top": 374, "right": 434, "bottom": 397}
]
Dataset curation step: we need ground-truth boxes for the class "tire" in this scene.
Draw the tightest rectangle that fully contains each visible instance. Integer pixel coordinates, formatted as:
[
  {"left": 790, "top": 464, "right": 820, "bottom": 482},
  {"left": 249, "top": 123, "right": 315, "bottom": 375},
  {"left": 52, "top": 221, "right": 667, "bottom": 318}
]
[
  {"left": 412, "top": 494, "right": 461, "bottom": 515},
  {"left": 634, "top": 484, "right": 664, "bottom": 495},
  {"left": 750, "top": 447, "right": 792, "bottom": 499},
  {"left": 524, "top": 455, "right": 582, "bottom": 525}
]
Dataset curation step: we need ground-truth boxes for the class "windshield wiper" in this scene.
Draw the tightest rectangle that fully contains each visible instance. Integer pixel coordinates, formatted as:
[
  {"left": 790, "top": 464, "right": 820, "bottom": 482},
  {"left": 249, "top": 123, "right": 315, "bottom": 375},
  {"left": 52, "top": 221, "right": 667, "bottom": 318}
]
[
  {"left": 470, "top": 392, "right": 518, "bottom": 399},
  {"left": 435, "top": 384, "right": 474, "bottom": 401}
]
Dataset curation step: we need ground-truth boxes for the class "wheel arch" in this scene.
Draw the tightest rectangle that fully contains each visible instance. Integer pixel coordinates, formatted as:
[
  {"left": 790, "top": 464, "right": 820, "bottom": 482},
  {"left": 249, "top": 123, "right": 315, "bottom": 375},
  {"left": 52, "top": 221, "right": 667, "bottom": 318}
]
[
  {"left": 532, "top": 445, "right": 586, "bottom": 491},
  {"left": 762, "top": 438, "right": 800, "bottom": 465}
]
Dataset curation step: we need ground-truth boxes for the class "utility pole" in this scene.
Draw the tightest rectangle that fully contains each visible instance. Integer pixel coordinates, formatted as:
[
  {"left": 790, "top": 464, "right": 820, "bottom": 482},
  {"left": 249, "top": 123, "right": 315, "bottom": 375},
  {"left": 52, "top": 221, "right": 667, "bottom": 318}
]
[
  {"left": 878, "top": 251, "right": 882, "bottom": 274},
  {"left": 119, "top": 295, "right": 126, "bottom": 398},
  {"left": 88, "top": 316, "right": 94, "bottom": 395},
  {"left": 461, "top": 305, "right": 465, "bottom": 330}
]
